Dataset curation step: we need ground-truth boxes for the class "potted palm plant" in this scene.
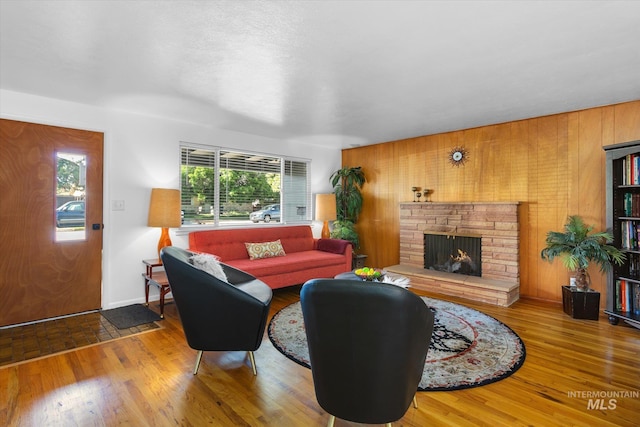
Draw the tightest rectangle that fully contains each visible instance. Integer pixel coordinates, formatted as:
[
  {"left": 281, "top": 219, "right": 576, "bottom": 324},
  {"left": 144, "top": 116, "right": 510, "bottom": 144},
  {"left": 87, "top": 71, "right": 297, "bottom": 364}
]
[
  {"left": 540, "top": 215, "right": 626, "bottom": 291},
  {"left": 329, "top": 166, "right": 365, "bottom": 252}
]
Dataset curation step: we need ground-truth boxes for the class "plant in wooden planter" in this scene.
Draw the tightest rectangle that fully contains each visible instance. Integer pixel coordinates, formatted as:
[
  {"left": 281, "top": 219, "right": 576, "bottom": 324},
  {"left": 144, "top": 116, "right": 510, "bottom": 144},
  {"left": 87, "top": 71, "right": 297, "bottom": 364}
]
[
  {"left": 540, "top": 215, "right": 626, "bottom": 291},
  {"left": 329, "top": 166, "right": 365, "bottom": 251}
]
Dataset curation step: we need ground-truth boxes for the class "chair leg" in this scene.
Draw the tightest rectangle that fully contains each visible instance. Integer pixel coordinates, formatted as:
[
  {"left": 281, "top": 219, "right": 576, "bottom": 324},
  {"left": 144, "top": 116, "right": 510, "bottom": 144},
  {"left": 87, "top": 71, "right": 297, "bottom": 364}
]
[
  {"left": 385, "top": 424, "right": 392, "bottom": 427},
  {"left": 327, "top": 415, "right": 335, "bottom": 427},
  {"left": 193, "top": 350, "right": 203, "bottom": 375},
  {"left": 248, "top": 351, "right": 257, "bottom": 375},
  {"left": 413, "top": 395, "right": 418, "bottom": 408}
]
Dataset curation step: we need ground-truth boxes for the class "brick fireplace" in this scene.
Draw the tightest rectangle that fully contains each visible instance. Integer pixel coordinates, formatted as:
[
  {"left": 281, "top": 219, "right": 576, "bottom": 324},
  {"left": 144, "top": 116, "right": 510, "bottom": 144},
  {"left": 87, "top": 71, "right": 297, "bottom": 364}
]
[{"left": 385, "top": 202, "right": 520, "bottom": 306}]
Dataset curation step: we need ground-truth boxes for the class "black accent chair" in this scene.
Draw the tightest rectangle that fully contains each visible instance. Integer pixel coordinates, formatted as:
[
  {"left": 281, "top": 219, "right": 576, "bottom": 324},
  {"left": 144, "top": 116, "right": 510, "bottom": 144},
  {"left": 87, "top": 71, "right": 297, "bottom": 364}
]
[
  {"left": 300, "top": 279, "right": 435, "bottom": 427},
  {"left": 160, "top": 246, "right": 272, "bottom": 375}
]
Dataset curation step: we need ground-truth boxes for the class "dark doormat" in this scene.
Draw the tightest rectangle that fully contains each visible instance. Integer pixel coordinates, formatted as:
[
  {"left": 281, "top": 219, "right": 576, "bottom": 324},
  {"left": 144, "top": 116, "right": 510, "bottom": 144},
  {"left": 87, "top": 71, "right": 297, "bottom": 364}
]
[{"left": 101, "top": 304, "right": 162, "bottom": 329}]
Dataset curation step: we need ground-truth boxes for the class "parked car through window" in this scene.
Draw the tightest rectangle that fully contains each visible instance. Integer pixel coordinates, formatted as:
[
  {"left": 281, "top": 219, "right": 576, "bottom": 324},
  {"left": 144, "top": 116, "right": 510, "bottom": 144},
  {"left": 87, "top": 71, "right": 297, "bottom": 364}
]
[
  {"left": 250, "top": 204, "right": 280, "bottom": 223},
  {"left": 56, "top": 200, "right": 85, "bottom": 228}
]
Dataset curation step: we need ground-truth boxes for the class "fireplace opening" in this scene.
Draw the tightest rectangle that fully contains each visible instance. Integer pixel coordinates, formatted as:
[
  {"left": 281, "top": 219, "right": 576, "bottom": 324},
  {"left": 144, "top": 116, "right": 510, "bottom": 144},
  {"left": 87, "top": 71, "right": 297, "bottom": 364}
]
[{"left": 424, "top": 232, "right": 482, "bottom": 277}]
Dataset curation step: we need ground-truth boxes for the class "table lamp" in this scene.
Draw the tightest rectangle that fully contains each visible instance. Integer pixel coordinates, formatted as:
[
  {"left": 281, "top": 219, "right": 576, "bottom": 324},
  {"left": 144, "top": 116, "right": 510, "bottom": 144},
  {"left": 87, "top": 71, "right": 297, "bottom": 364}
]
[
  {"left": 147, "top": 188, "right": 181, "bottom": 262},
  {"left": 315, "top": 193, "right": 337, "bottom": 239}
]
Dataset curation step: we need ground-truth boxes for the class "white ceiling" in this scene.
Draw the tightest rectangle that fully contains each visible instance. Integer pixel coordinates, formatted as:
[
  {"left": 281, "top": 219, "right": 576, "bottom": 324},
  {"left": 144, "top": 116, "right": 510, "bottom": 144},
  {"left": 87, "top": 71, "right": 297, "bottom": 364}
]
[{"left": 1, "top": 1, "right": 639, "bottom": 149}]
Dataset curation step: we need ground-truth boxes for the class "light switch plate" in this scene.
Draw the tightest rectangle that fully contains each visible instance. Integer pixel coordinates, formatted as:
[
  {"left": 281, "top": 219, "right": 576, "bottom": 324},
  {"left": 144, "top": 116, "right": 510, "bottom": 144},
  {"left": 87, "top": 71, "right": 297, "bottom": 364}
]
[{"left": 112, "top": 200, "right": 125, "bottom": 211}]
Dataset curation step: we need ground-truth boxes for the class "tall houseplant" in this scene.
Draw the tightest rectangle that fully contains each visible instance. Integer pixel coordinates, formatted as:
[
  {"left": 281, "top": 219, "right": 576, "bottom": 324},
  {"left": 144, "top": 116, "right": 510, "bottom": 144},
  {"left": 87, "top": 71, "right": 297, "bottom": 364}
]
[
  {"left": 540, "top": 215, "right": 626, "bottom": 291},
  {"left": 329, "top": 166, "right": 365, "bottom": 250}
]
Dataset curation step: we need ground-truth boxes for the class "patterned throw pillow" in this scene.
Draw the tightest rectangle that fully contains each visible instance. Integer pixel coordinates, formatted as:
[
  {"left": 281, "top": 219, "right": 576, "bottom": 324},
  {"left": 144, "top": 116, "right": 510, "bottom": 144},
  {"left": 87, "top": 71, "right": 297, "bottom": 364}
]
[
  {"left": 190, "top": 253, "right": 228, "bottom": 282},
  {"left": 245, "top": 240, "right": 286, "bottom": 260}
]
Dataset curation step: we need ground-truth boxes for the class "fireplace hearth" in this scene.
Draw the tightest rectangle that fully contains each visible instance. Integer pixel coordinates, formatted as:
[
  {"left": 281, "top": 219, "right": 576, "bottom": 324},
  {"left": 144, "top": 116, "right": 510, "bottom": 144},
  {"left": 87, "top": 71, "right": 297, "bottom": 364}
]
[
  {"left": 424, "top": 233, "right": 481, "bottom": 277},
  {"left": 387, "top": 201, "right": 521, "bottom": 307}
]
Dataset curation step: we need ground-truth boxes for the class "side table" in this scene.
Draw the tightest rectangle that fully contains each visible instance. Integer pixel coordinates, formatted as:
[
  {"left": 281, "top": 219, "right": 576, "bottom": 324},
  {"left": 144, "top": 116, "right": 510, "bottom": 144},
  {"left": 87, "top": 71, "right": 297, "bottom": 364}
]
[
  {"left": 143, "top": 259, "right": 171, "bottom": 318},
  {"left": 352, "top": 254, "right": 368, "bottom": 270}
]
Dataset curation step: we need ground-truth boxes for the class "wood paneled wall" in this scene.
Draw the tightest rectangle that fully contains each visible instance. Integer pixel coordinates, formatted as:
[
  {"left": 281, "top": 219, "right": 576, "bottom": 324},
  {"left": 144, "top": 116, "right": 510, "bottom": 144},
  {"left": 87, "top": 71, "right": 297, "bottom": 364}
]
[{"left": 342, "top": 100, "right": 640, "bottom": 303}]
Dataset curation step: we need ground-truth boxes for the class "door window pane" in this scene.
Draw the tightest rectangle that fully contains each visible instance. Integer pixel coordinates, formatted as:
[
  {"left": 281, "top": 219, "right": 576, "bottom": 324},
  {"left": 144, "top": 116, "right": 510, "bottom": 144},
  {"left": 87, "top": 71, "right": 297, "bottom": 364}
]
[{"left": 55, "top": 152, "right": 86, "bottom": 241}]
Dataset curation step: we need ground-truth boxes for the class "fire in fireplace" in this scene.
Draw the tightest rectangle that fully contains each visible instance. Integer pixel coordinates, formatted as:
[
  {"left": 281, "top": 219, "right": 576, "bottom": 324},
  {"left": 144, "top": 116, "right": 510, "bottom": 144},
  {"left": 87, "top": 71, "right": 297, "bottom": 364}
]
[{"left": 424, "top": 232, "right": 482, "bottom": 277}]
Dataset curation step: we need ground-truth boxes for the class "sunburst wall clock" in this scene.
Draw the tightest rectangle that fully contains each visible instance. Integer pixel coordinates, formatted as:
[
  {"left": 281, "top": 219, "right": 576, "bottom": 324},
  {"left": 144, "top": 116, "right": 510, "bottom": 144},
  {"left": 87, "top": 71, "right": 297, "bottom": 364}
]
[{"left": 448, "top": 146, "right": 468, "bottom": 166}]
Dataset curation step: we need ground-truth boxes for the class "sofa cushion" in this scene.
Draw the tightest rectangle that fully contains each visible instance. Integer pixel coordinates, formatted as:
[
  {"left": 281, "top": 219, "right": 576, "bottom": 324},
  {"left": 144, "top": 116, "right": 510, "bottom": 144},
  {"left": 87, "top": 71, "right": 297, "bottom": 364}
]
[
  {"left": 189, "top": 226, "right": 315, "bottom": 261},
  {"left": 228, "top": 250, "right": 346, "bottom": 278},
  {"left": 245, "top": 240, "right": 286, "bottom": 260},
  {"left": 190, "top": 253, "right": 228, "bottom": 282}
]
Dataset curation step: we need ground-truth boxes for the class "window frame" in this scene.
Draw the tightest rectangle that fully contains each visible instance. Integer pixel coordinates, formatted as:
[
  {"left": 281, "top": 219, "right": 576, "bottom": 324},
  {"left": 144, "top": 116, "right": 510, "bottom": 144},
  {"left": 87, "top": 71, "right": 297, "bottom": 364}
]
[{"left": 179, "top": 142, "right": 312, "bottom": 229}]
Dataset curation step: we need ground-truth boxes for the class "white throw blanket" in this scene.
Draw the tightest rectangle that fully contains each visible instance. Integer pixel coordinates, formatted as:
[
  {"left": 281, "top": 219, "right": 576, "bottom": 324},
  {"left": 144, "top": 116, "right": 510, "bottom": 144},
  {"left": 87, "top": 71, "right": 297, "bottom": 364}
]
[{"left": 382, "top": 273, "right": 411, "bottom": 288}]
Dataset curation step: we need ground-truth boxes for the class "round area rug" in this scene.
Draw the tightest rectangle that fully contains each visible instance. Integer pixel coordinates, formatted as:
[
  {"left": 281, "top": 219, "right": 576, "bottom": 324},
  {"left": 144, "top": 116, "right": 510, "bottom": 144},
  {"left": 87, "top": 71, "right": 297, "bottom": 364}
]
[{"left": 268, "top": 296, "right": 526, "bottom": 391}]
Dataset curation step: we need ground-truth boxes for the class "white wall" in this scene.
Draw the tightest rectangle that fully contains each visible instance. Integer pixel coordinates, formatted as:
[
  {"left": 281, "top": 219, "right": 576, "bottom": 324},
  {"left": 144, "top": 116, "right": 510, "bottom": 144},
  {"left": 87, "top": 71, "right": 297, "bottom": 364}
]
[{"left": 1, "top": 89, "right": 342, "bottom": 309}]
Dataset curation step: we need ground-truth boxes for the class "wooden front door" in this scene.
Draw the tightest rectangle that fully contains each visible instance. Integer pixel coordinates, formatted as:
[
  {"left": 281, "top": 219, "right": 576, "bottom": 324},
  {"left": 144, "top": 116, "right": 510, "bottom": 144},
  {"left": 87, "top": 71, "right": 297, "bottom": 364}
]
[{"left": 0, "top": 119, "right": 104, "bottom": 326}]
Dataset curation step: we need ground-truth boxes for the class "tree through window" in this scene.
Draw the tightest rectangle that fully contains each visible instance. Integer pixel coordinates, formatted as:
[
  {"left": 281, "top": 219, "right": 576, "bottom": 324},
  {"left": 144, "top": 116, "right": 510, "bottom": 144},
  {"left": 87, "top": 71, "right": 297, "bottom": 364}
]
[{"left": 180, "top": 144, "right": 310, "bottom": 226}]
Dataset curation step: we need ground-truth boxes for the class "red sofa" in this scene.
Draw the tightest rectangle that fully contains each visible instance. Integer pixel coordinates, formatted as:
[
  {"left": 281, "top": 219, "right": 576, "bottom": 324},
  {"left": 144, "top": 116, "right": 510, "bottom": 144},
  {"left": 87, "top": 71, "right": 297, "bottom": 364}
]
[{"left": 188, "top": 225, "right": 352, "bottom": 289}]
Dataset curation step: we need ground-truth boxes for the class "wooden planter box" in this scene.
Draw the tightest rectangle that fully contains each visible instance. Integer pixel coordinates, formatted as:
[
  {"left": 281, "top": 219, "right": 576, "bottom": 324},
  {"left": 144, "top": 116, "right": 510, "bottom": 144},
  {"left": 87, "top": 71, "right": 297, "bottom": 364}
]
[{"left": 562, "top": 286, "right": 600, "bottom": 320}]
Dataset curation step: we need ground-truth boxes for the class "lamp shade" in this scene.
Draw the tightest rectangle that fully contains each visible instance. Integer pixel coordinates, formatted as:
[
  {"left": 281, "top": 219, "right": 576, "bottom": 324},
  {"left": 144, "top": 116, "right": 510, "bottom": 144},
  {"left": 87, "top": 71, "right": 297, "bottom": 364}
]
[
  {"left": 315, "top": 193, "right": 337, "bottom": 221},
  {"left": 147, "top": 188, "right": 181, "bottom": 228},
  {"left": 316, "top": 193, "right": 336, "bottom": 239}
]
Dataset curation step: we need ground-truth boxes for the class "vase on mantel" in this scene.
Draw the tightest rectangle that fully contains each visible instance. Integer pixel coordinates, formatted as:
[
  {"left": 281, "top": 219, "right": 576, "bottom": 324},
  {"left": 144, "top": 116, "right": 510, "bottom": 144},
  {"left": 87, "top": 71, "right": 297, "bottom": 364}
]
[{"left": 574, "top": 268, "right": 591, "bottom": 292}]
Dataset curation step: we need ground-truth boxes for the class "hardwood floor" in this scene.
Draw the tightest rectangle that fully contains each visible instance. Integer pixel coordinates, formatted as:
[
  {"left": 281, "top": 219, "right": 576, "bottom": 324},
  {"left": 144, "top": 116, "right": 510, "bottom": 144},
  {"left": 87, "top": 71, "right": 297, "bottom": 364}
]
[
  {"left": 1, "top": 286, "right": 638, "bottom": 426},
  {"left": 0, "top": 311, "right": 159, "bottom": 367}
]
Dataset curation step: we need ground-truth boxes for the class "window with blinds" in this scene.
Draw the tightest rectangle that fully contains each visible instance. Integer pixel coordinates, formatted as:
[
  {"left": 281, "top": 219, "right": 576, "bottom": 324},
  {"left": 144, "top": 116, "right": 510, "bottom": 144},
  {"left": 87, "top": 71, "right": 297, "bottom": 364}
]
[{"left": 180, "top": 144, "right": 310, "bottom": 226}]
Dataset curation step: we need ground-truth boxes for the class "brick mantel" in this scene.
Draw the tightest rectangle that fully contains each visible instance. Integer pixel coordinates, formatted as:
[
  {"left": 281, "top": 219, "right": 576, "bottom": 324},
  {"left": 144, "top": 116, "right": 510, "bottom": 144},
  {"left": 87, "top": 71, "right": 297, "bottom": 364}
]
[{"left": 388, "top": 202, "right": 520, "bottom": 306}]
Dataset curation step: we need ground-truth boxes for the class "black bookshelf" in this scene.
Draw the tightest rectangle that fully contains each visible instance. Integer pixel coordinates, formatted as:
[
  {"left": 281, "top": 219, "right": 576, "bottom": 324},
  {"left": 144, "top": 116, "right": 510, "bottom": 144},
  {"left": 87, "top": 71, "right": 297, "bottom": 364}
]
[{"left": 604, "top": 140, "right": 640, "bottom": 329}]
